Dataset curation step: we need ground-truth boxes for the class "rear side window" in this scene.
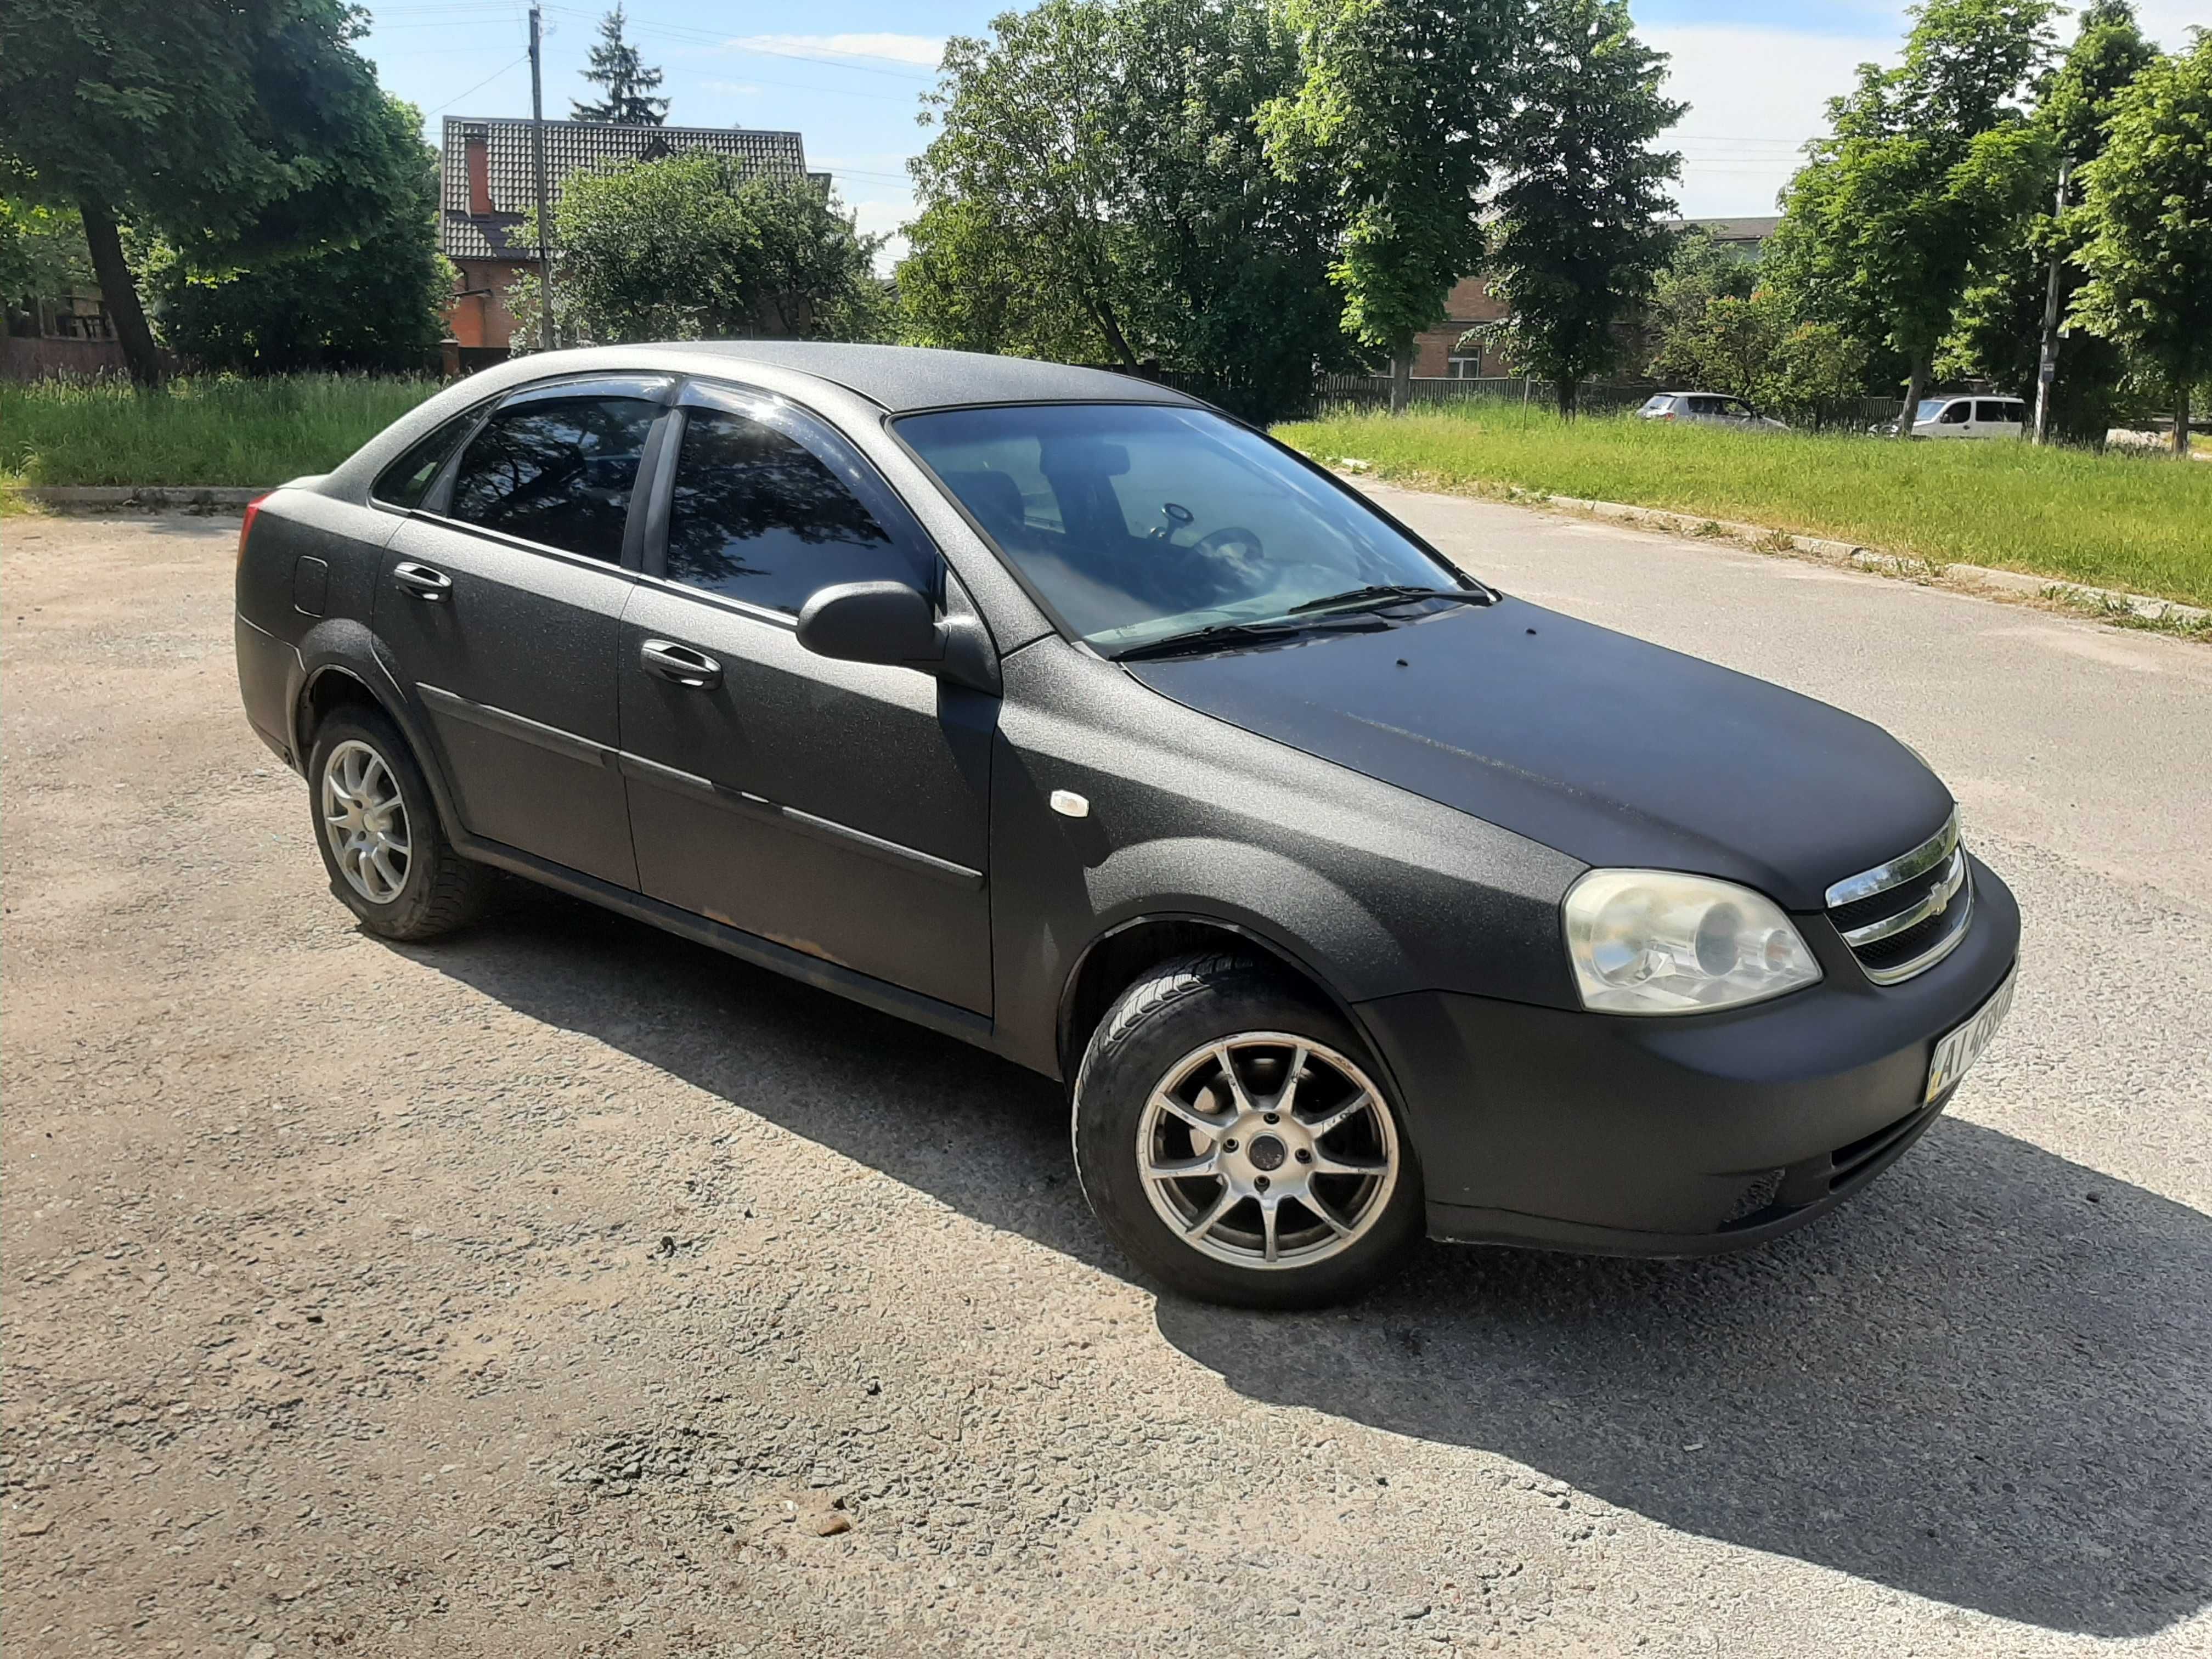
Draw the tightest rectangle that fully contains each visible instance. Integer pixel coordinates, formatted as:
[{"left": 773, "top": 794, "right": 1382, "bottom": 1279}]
[
  {"left": 662, "top": 407, "right": 934, "bottom": 613},
  {"left": 374, "top": 408, "right": 481, "bottom": 509},
  {"left": 447, "top": 395, "right": 660, "bottom": 562}
]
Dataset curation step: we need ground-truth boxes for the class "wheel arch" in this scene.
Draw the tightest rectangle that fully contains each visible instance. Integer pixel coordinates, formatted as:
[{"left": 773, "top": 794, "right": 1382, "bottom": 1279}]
[
  {"left": 292, "top": 621, "right": 466, "bottom": 842},
  {"left": 1054, "top": 913, "right": 1413, "bottom": 1138}
]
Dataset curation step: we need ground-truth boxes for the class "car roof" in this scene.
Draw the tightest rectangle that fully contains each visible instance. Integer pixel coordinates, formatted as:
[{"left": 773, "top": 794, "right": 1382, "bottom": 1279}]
[
  {"left": 1655, "top": 390, "right": 1744, "bottom": 399},
  {"left": 628, "top": 341, "right": 1205, "bottom": 414}
]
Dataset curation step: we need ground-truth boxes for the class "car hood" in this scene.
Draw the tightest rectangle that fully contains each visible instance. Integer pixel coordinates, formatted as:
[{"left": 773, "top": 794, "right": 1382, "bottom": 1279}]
[{"left": 1124, "top": 595, "right": 1953, "bottom": 911}]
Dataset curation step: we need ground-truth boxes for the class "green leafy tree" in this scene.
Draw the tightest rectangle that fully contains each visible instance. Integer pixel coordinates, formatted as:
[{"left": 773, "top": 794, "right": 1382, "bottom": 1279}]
[
  {"left": 0, "top": 0, "right": 430, "bottom": 383},
  {"left": 1, "top": 196, "right": 95, "bottom": 337},
  {"left": 571, "top": 5, "right": 669, "bottom": 126},
  {"left": 1644, "top": 230, "right": 1869, "bottom": 421},
  {"left": 1261, "top": 0, "right": 1523, "bottom": 410},
  {"left": 1477, "top": 0, "right": 1683, "bottom": 414},
  {"left": 2068, "top": 32, "right": 2212, "bottom": 455},
  {"left": 511, "top": 156, "right": 883, "bottom": 346},
  {"left": 900, "top": 0, "right": 1352, "bottom": 419},
  {"left": 143, "top": 98, "right": 452, "bottom": 374},
  {"left": 902, "top": 3, "right": 1137, "bottom": 366},
  {"left": 1945, "top": 0, "right": 2158, "bottom": 442},
  {"left": 1766, "top": 0, "right": 2059, "bottom": 434}
]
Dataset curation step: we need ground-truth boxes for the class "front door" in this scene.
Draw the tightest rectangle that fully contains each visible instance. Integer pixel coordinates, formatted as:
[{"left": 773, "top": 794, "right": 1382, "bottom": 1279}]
[
  {"left": 617, "top": 381, "right": 996, "bottom": 1013},
  {"left": 373, "top": 375, "right": 670, "bottom": 888}
]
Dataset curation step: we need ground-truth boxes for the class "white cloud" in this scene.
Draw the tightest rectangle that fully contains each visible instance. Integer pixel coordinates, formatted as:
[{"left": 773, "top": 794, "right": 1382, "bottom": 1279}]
[
  {"left": 1646, "top": 25, "right": 1897, "bottom": 218},
  {"left": 719, "top": 33, "right": 945, "bottom": 69},
  {"left": 702, "top": 81, "right": 764, "bottom": 98}
]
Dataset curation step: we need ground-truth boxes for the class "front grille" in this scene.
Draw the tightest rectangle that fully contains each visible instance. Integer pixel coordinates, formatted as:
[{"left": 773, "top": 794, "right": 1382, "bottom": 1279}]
[{"left": 1826, "top": 810, "right": 1973, "bottom": 985}]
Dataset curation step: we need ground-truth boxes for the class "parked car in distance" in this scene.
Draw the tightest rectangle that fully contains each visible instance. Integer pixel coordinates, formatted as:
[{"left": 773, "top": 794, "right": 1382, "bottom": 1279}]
[
  {"left": 1872, "top": 395, "right": 2029, "bottom": 439},
  {"left": 1636, "top": 391, "right": 1788, "bottom": 431},
  {"left": 234, "top": 343, "right": 2019, "bottom": 1308}
]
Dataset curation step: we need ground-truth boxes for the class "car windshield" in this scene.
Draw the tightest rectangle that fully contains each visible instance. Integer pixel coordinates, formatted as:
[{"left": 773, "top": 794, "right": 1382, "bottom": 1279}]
[
  {"left": 1915, "top": 399, "right": 1950, "bottom": 422},
  {"left": 898, "top": 403, "right": 1470, "bottom": 653}
]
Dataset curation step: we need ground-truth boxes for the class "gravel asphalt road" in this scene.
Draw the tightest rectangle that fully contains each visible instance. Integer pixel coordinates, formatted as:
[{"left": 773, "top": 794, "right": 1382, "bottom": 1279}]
[{"left": 3, "top": 499, "right": 2207, "bottom": 1658}]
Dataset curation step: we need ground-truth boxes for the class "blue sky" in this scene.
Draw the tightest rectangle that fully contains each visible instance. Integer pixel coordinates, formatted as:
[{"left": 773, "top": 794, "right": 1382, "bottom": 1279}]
[{"left": 356, "top": 1, "right": 2206, "bottom": 269}]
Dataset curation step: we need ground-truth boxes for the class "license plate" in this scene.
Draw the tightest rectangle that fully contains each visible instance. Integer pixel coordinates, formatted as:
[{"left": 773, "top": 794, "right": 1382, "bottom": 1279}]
[{"left": 1925, "top": 965, "right": 2017, "bottom": 1103}]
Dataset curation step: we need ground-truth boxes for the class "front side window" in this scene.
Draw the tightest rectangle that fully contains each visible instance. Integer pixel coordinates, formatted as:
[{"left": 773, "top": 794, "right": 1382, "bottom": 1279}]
[
  {"left": 1938, "top": 400, "right": 1971, "bottom": 425},
  {"left": 663, "top": 407, "right": 934, "bottom": 613},
  {"left": 446, "top": 394, "right": 660, "bottom": 562},
  {"left": 899, "top": 403, "right": 1468, "bottom": 653}
]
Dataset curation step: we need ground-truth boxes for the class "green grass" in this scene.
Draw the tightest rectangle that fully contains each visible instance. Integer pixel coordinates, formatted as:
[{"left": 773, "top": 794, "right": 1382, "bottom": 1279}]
[
  {"left": 1, "top": 374, "right": 443, "bottom": 492},
  {"left": 1276, "top": 403, "right": 2212, "bottom": 610}
]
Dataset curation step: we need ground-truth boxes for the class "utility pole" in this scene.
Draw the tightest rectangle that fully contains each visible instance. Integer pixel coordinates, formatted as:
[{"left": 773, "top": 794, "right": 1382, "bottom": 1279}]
[
  {"left": 529, "top": 1, "right": 554, "bottom": 352},
  {"left": 2032, "top": 156, "right": 2074, "bottom": 447}
]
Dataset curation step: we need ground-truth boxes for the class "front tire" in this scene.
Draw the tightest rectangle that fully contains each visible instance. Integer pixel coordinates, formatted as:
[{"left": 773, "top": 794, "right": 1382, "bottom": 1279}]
[
  {"left": 1071, "top": 951, "right": 1423, "bottom": 1308},
  {"left": 307, "top": 706, "right": 486, "bottom": 941}
]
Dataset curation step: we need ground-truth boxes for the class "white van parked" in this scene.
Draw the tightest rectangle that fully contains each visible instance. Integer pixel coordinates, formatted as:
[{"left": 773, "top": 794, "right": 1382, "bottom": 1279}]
[{"left": 1901, "top": 396, "right": 2027, "bottom": 439}]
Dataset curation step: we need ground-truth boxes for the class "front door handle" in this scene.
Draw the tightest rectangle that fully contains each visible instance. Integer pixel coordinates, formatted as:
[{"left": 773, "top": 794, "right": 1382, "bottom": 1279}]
[
  {"left": 640, "top": 639, "right": 722, "bottom": 691},
  {"left": 392, "top": 561, "right": 453, "bottom": 601}
]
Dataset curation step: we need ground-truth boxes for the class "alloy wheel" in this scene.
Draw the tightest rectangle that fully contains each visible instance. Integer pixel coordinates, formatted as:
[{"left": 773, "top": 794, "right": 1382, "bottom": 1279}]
[
  {"left": 1136, "top": 1032, "right": 1400, "bottom": 1270},
  {"left": 320, "top": 738, "right": 412, "bottom": 904}
]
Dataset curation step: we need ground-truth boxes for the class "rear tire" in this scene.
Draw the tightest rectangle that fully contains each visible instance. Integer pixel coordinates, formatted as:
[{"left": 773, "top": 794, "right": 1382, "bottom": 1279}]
[
  {"left": 1071, "top": 951, "right": 1423, "bottom": 1308},
  {"left": 307, "top": 706, "right": 486, "bottom": 941}
]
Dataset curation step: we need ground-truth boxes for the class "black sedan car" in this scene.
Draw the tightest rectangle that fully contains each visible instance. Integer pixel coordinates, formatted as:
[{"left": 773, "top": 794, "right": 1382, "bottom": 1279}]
[{"left": 234, "top": 343, "right": 2018, "bottom": 1307}]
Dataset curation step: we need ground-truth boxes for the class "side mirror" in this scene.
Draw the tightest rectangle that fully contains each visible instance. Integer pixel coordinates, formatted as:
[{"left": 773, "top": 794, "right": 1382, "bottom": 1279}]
[{"left": 795, "top": 581, "right": 944, "bottom": 668}]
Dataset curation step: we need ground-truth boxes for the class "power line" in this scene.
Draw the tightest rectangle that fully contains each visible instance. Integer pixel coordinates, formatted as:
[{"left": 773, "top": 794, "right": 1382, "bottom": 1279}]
[{"left": 425, "top": 52, "right": 532, "bottom": 116}]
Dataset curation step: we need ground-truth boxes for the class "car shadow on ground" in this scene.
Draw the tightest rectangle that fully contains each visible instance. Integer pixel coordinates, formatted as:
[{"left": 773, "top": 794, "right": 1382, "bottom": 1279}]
[{"left": 403, "top": 884, "right": 2209, "bottom": 1641}]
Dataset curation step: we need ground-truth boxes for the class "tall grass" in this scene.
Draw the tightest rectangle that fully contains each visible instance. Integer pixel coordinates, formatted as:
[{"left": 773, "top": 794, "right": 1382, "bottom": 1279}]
[
  {"left": 1, "top": 374, "right": 443, "bottom": 490},
  {"left": 1277, "top": 403, "right": 2212, "bottom": 609}
]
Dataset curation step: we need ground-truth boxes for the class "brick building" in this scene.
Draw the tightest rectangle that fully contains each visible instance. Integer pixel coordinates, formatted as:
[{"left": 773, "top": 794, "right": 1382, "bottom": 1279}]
[{"left": 439, "top": 116, "right": 817, "bottom": 356}]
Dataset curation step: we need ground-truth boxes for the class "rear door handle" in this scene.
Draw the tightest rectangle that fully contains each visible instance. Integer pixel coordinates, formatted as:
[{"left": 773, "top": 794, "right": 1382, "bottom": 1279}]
[
  {"left": 392, "top": 561, "right": 453, "bottom": 601},
  {"left": 640, "top": 639, "right": 722, "bottom": 690}
]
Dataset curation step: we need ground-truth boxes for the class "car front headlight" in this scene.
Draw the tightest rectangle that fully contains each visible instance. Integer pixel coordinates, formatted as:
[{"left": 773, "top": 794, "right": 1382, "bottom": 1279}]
[{"left": 1563, "top": 869, "right": 1822, "bottom": 1015}]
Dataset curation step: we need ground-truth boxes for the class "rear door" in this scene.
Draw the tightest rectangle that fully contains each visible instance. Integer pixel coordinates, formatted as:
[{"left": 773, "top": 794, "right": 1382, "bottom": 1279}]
[
  {"left": 373, "top": 374, "right": 672, "bottom": 888},
  {"left": 616, "top": 380, "right": 997, "bottom": 1013},
  {"left": 1976, "top": 399, "right": 2024, "bottom": 438}
]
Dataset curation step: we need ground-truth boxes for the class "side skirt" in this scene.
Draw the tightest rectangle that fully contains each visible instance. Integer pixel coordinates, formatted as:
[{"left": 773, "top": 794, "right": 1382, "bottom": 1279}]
[{"left": 450, "top": 830, "right": 1008, "bottom": 1062}]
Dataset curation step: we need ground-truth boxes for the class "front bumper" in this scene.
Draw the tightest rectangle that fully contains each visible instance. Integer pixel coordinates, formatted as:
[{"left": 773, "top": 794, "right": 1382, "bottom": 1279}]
[{"left": 1358, "top": 854, "right": 2021, "bottom": 1256}]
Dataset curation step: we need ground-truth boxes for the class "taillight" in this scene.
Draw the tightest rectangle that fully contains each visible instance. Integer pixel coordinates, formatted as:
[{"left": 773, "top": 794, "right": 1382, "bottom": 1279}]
[{"left": 238, "top": 493, "right": 270, "bottom": 568}]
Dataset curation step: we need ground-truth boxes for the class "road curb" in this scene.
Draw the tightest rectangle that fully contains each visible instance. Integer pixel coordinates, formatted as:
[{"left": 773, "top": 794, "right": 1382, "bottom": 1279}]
[
  {"left": 1342, "top": 474, "right": 2210, "bottom": 632},
  {"left": 3, "top": 484, "right": 267, "bottom": 511}
]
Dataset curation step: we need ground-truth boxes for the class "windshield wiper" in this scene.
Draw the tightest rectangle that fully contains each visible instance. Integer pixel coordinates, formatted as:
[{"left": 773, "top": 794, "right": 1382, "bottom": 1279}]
[
  {"left": 1285, "top": 583, "right": 1491, "bottom": 617},
  {"left": 1110, "top": 614, "right": 1390, "bottom": 663}
]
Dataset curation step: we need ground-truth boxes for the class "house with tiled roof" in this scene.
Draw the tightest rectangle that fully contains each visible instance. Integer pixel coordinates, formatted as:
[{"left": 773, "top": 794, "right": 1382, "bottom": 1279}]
[{"left": 439, "top": 115, "right": 817, "bottom": 356}]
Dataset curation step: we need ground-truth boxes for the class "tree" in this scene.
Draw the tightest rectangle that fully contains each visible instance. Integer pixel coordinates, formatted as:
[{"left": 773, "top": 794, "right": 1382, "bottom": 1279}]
[
  {"left": 900, "top": 0, "right": 1353, "bottom": 419},
  {"left": 143, "top": 98, "right": 452, "bottom": 374},
  {"left": 0, "top": 0, "right": 430, "bottom": 383},
  {"left": 1261, "top": 0, "right": 1523, "bottom": 410},
  {"left": 2068, "top": 32, "right": 2212, "bottom": 455},
  {"left": 1944, "top": 0, "right": 2157, "bottom": 442},
  {"left": 0, "top": 196, "right": 94, "bottom": 337},
  {"left": 511, "top": 155, "right": 884, "bottom": 345},
  {"left": 1765, "top": 0, "right": 2059, "bottom": 434},
  {"left": 571, "top": 6, "right": 669, "bottom": 126},
  {"left": 1477, "top": 0, "right": 1682, "bottom": 415},
  {"left": 903, "top": 2, "right": 1139, "bottom": 369}
]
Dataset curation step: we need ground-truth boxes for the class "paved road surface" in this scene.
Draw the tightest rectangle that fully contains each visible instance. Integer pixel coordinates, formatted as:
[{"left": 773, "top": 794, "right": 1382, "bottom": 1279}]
[{"left": 2, "top": 502, "right": 2207, "bottom": 1658}]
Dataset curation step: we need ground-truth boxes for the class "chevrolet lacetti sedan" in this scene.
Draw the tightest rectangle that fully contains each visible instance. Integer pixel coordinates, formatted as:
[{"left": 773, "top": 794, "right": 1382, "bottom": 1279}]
[{"left": 234, "top": 343, "right": 2019, "bottom": 1307}]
